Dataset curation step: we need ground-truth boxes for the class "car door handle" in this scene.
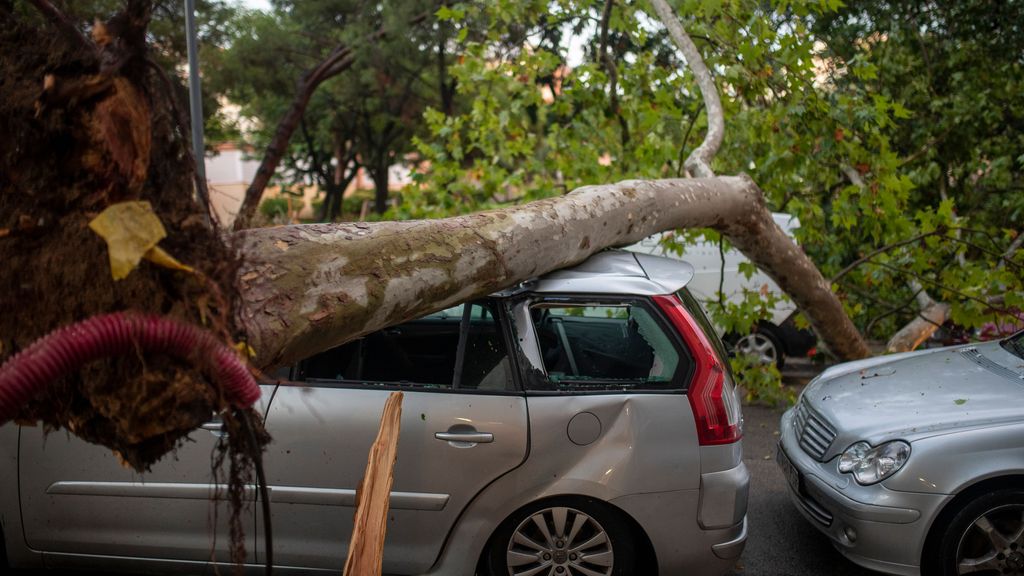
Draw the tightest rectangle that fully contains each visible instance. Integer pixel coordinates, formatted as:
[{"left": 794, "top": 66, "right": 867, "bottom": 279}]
[
  {"left": 201, "top": 421, "right": 227, "bottom": 438},
  {"left": 434, "top": 432, "right": 493, "bottom": 444}
]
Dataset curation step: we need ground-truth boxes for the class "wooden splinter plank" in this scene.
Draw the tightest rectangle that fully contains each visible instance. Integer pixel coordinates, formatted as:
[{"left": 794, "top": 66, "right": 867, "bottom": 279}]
[{"left": 343, "top": 391, "right": 403, "bottom": 576}]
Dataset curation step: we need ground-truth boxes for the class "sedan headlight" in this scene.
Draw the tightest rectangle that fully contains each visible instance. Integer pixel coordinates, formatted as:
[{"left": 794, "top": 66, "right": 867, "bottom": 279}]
[{"left": 837, "top": 440, "right": 911, "bottom": 485}]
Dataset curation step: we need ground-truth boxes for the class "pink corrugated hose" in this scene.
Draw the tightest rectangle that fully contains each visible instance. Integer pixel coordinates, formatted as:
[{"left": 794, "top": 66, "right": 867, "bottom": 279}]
[{"left": 0, "top": 312, "right": 261, "bottom": 424}]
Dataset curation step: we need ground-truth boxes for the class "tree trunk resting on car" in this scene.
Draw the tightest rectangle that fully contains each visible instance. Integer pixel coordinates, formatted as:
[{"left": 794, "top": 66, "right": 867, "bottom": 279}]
[{"left": 237, "top": 174, "right": 870, "bottom": 370}]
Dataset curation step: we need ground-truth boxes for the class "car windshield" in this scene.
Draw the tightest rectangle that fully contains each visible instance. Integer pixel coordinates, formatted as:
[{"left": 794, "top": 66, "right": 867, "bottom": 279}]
[{"left": 1001, "top": 330, "right": 1024, "bottom": 359}]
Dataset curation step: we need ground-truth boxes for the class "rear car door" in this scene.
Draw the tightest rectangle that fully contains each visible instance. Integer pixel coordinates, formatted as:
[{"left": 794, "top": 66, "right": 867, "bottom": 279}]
[
  {"left": 17, "top": 383, "right": 274, "bottom": 568},
  {"left": 258, "top": 299, "right": 528, "bottom": 574}
]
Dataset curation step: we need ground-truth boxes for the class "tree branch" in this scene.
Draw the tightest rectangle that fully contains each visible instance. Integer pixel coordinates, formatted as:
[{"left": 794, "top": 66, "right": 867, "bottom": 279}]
[
  {"left": 865, "top": 287, "right": 924, "bottom": 336},
  {"left": 842, "top": 164, "right": 954, "bottom": 351},
  {"left": 676, "top": 102, "right": 704, "bottom": 176},
  {"left": 840, "top": 164, "right": 865, "bottom": 187},
  {"left": 650, "top": 0, "right": 723, "bottom": 178},
  {"left": 232, "top": 11, "right": 431, "bottom": 230},
  {"left": 944, "top": 234, "right": 1024, "bottom": 272},
  {"left": 886, "top": 298, "right": 950, "bottom": 353},
  {"left": 1004, "top": 232, "right": 1024, "bottom": 260},
  {"left": 597, "top": 0, "right": 614, "bottom": 60},
  {"left": 868, "top": 260, "right": 1013, "bottom": 315},
  {"left": 830, "top": 231, "right": 939, "bottom": 284},
  {"left": 27, "top": 0, "right": 97, "bottom": 58},
  {"left": 595, "top": 0, "right": 629, "bottom": 146}
]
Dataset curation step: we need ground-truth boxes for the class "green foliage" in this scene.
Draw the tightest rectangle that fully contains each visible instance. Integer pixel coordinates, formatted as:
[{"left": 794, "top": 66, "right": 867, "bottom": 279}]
[
  {"left": 808, "top": 0, "right": 1024, "bottom": 336},
  {"left": 258, "top": 196, "right": 302, "bottom": 219},
  {"left": 730, "top": 354, "right": 792, "bottom": 407},
  {"left": 402, "top": 0, "right": 1024, "bottom": 341},
  {"left": 213, "top": 0, "right": 452, "bottom": 219}
]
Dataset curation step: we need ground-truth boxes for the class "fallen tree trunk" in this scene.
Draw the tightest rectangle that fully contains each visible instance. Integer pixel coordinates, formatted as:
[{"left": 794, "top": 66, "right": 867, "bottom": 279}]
[
  {"left": 886, "top": 281, "right": 950, "bottom": 353},
  {"left": 237, "top": 174, "right": 870, "bottom": 369}
]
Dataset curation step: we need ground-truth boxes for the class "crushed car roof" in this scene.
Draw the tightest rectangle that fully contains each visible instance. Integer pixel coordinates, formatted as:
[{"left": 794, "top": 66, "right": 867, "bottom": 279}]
[{"left": 521, "top": 249, "right": 695, "bottom": 296}]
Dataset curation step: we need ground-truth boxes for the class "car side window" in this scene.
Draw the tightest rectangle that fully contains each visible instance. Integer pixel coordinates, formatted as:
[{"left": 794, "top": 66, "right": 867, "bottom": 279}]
[
  {"left": 297, "top": 300, "right": 514, "bottom": 391},
  {"left": 528, "top": 300, "right": 689, "bottom": 391}
]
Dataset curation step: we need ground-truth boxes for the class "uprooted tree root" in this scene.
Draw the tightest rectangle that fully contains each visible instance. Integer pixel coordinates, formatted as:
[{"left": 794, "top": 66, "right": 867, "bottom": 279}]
[
  {"left": 213, "top": 408, "right": 272, "bottom": 573},
  {"left": 0, "top": 2, "right": 269, "bottom": 568}
]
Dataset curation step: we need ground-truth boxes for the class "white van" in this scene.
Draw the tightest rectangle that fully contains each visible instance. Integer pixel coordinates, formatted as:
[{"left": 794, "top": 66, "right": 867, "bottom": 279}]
[{"left": 625, "top": 213, "right": 816, "bottom": 367}]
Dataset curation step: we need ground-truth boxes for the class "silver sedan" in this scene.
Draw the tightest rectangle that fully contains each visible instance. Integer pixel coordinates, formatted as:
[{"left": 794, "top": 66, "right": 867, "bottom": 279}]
[{"left": 778, "top": 331, "right": 1024, "bottom": 576}]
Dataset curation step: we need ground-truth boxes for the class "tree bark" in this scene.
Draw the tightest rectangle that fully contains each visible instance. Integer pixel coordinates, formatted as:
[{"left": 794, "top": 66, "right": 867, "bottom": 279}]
[
  {"left": 886, "top": 302, "right": 950, "bottom": 352},
  {"left": 236, "top": 175, "right": 870, "bottom": 369},
  {"left": 886, "top": 281, "right": 949, "bottom": 352}
]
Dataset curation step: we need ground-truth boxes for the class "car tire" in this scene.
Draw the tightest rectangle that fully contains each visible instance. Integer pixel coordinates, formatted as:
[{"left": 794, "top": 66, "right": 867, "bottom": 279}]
[
  {"left": 733, "top": 327, "right": 785, "bottom": 369},
  {"left": 484, "top": 497, "right": 637, "bottom": 576},
  {"left": 925, "top": 488, "right": 1024, "bottom": 576}
]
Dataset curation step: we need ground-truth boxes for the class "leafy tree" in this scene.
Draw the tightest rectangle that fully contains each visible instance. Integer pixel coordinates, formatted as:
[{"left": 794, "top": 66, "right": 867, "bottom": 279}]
[
  {"left": 406, "top": 0, "right": 1023, "bottom": 348},
  {"left": 809, "top": 0, "right": 1024, "bottom": 337},
  {"left": 216, "top": 0, "right": 454, "bottom": 222}
]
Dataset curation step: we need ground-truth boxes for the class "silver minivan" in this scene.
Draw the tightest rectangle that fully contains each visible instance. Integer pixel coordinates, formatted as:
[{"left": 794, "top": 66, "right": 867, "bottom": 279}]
[{"left": 0, "top": 250, "right": 749, "bottom": 575}]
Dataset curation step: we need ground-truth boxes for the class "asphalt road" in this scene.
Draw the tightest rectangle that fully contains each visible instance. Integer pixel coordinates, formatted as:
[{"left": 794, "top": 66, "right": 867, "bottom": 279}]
[
  {"left": 727, "top": 403, "right": 880, "bottom": 576},
  {"left": 723, "top": 356, "right": 882, "bottom": 576}
]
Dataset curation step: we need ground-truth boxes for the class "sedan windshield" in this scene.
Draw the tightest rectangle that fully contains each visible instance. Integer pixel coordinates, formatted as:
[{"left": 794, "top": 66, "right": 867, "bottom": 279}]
[{"left": 1001, "top": 330, "right": 1024, "bottom": 359}]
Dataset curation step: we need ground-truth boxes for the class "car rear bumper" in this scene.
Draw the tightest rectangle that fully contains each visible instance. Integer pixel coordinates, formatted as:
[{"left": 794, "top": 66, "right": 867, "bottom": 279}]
[
  {"left": 611, "top": 462, "right": 748, "bottom": 576},
  {"left": 778, "top": 409, "right": 951, "bottom": 576}
]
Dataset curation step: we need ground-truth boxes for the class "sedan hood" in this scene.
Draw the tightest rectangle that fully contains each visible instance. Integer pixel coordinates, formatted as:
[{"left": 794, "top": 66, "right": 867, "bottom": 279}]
[{"left": 801, "top": 341, "right": 1024, "bottom": 459}]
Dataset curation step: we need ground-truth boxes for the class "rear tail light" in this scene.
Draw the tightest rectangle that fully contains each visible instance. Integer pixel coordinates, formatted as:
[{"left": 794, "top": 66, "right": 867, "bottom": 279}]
[{"left": 653, "top": 295, "right": 742, "bottom": 445}]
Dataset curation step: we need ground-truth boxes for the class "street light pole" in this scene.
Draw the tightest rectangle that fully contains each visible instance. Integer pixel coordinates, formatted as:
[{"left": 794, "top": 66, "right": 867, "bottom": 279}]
[{"left": 184, "top": 0, "right": 212, "bottom": 224}]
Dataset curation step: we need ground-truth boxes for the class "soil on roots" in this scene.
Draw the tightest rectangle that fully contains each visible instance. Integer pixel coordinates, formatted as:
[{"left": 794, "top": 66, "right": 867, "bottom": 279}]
[{"left": 0, "top": 8, "right": 257, "bottom": 470}]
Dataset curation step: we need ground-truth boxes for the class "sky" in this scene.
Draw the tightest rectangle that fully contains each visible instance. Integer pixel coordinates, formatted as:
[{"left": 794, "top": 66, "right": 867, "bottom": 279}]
[{"left": 236, "top": 0, "right": 271, "bottom": 11}]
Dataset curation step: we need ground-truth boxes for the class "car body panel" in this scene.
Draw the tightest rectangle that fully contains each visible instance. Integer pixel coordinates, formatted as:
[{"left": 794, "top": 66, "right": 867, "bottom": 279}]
[
  {"left": 256, "top": 383, "right": 528, "bottom": 574},
  {"left": 0, "top": 423, "right": 37, "bottom": 569},
  {"left": 523, "top": 394, "right": 700, "bottom": 495},
  {"left": 779, "top": 408, "right": 950, "bottom": 576},
  {"left": 699, "top": 463, "right": 750, "bottom": 529},
  {"left": 800, "top": 341, "right": 1024, "bottom": 458},
  {"left": 18, "top": 427, "right": 247, "bottom": 560},
  {"left": 881, "top": 420, "right": 1024, "bottom": 495},
  {"left": 16, "top": 384, "right": 275, "bottom": 565},
  {"left": 422, "top": 392, "right": 746, "bottom": 576},
  {"left": 530, "top": 251, "right": 695, "bottom": 296},
  {"left": 611, "top": 490, "right": 745, "bottom": 573}
]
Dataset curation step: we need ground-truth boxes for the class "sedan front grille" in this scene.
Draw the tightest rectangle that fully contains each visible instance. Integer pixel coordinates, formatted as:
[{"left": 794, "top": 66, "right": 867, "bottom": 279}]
[{"left": 794, "top": 400, "right": 836, "bottom": 461}]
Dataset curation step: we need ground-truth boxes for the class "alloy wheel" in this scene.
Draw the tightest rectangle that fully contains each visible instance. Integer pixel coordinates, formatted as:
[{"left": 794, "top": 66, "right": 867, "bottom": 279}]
[
  {"left": 735, "top": 332, "right": 779, "bottom": 366},
  {"left": 956, "top": 504, "right": 1024, "bottom": 575},
  {"left": 505, "top": 506, "right": 614, "bottom": 576}
]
